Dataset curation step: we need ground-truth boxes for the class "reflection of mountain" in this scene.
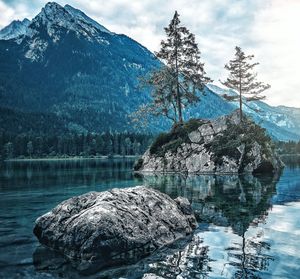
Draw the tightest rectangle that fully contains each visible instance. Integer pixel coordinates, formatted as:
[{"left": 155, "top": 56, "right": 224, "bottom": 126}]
[{"left": 0, "top": 158, "right": 138, "bottom": 191}]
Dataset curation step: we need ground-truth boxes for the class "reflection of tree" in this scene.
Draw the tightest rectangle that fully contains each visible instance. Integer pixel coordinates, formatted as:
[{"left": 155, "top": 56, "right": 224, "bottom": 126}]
[
  {"left": 141, "top": 172, "right": 280, "bottom": 278},
  {"left": 147, "top": 235, "right": 211, "bottom": 279},
  {"left": 227, "top": 230, "right": 274, "bottom": 279},
  {"left": 141, "top": 173, "right": 279, "bottom": 234}
]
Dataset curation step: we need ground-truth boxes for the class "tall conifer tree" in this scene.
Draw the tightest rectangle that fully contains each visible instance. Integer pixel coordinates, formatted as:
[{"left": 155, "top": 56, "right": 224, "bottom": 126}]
[
  {"left": 221, "top": 46, "right": 270, "bottom": 122},
  {"left": 132, "top": 11, "right": 211, "bottom": 125}
]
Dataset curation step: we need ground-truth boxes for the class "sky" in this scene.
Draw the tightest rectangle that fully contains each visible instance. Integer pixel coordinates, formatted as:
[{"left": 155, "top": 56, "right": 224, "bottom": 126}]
[{"left": 0, "top": 0, "right": 299, "bottom": 108}]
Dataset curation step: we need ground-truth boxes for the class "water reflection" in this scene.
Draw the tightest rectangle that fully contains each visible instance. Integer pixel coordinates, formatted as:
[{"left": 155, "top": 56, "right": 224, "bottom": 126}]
[
  {"left": 0, "top": 158, "right": 138, "bottom": 191},
  {"left": 139, "top": 173, "right": 279, "bottom": 233},
  {"left": 33, "top": 171, "right": 281, "bottom": 278},
  {"left": 1, "top": 158, "right": 299, "bottom": 278},
  {"left": 135, "top": 172, "right": 280, "bottom": 278}
]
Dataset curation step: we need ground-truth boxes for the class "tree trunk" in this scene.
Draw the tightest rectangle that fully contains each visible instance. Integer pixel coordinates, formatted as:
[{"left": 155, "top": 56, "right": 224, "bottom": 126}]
[
  {"left": 239, "top": 89, "right": 243, "bottom": 123},
  {"left": 176, "top": 76, "right": 182, "bottom": 123},
  {"left": 239, "top": 73, "right": 243, "bottom": 123},
  {"left": 175, "top": 32, "right": 182, "bottom": 124}
]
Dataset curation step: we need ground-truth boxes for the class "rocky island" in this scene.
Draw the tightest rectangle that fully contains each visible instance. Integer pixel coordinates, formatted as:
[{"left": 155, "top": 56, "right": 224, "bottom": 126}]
[
  {"left": 134, "top": 111, "right": 284, "bottom": 174},
  {"left": 33, "top": 186, "right": 196, "bottom": 274}
]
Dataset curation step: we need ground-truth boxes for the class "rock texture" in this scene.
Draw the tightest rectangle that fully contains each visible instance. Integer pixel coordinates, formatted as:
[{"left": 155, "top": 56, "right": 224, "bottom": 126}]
[
  {"left": 135, "top": 111, "right": 284, "bottom": 174},
  {"left": 33, "top": 186, "right": 197, "bottom": 274}
]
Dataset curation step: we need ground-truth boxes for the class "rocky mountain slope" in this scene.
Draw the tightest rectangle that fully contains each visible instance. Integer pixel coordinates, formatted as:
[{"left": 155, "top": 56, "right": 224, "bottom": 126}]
[
  {"left": 206, "top": 85, "right": 300, "bottom": 141},
  {"left": 0, "top": 2, "right": 160, "bottom": 134},
  {"left": 0, "top": 18, "right": 30, "bottom": 40}
]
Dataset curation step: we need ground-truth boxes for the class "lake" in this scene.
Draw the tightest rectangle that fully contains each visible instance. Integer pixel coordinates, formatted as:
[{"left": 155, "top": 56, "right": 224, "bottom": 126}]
[{"left": 0, "top": 158, "right": 299, "bottom": 278}]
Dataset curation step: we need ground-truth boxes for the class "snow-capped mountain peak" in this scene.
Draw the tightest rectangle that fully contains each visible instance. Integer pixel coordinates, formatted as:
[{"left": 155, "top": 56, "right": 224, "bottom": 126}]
[
  {"left": 30, "top": 2, "right": 112, "bottom": 38},
  {"left": 0, "top": 18, "right": 30, "bottom": 40},
  {"left": 35, "top": 2, "right": 70, "bottom": 24},
  {"left": 64, "top": 4, "right": 112, "bottom": 34},
  {"left": 0, "top": 2, "right": 112, "bottom": 46},
  {"left": 13, "top": 2, "right": 113, "bottom": 61},
  {"left": 206, "top": 84, "right": 300, "bottom": 141}
]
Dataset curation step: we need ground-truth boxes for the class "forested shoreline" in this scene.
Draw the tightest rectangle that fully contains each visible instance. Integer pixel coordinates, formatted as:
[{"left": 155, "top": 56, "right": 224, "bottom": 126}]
[
  {"left": 0, "top": 132, "right": 153, "bottom": 160},
  {"left": 1, "top": 131, "right": 300, "bottom": 161}
]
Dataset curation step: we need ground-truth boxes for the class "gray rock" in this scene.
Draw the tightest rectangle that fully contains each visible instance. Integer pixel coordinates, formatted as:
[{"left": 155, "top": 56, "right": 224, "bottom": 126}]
[
  {"left": 33, "top": 186, "right": 197, "bottom": 274},
  {"left": 211, "top": 116, "right": 227, "bottom": 134},
  {"left": 135, "top": 111, "right": 283, "bottom": 174},
  {"left": 188, "top": 130, "right": 202, "bottom": 143},
  {"left": 142, "top": 274, "right": 165, "bottom": 279}
]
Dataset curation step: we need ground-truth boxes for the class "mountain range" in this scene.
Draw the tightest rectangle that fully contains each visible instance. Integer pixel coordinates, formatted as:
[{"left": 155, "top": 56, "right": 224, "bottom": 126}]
[{"left": 0, "top": 2, "right": 299, "bottom": 141}]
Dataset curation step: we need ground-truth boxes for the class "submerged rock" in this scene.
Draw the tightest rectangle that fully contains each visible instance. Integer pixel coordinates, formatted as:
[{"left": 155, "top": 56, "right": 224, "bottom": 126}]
[
  {"left": 33, "top": 186, "right": 197, "bottom": 274},
  {"left": 135, "top": 111, "right": 284, "bottom": 174}
]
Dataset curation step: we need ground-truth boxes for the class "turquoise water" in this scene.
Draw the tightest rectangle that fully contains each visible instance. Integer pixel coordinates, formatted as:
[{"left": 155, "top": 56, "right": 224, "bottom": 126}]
[{"left": 0, "top": 158, "right": 299, "bottom": 278}]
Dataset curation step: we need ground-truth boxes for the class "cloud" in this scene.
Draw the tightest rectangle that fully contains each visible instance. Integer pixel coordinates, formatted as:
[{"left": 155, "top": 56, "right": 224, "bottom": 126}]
[
  {"left": 0, "top": 1, "right": 17, "bottom": 24},
  {"left": 249, "top": 0, "right": 300, "bottom": 107},
  {"left": 0, "top": 0, "right": 299, "bottom": 108}
]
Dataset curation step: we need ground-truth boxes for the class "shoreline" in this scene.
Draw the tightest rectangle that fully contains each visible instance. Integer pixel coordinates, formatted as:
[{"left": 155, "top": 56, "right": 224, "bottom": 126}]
[{"left": 5, "top": 155, "right": 139, "bottom": 162}]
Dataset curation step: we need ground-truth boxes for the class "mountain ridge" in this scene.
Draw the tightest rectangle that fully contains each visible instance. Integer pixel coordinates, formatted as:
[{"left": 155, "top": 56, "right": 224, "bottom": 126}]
[
  {"left": 0, "top": 2, "right": 299, "bottom": 141},
  {"left": 0, "top": 18, "right": 30, "bottom": 40}
]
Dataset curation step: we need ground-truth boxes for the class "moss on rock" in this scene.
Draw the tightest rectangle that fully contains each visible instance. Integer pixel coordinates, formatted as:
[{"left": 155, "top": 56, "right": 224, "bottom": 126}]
[
  {"left": 205, "top": 118, "right": 273, "bottom": 171},
  {"left": 149, "top": 119, "right": 204, "bottom": 157}
]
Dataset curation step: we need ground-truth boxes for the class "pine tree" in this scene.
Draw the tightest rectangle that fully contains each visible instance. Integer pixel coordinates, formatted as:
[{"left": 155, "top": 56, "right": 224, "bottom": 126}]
[
  {"left": 133, "top": 11, "right": 211, "bottom": 125},
  {"left": 4, "top": 142, "right": 14, "bottom": 159},
  {"left": 221, "top": 46, "right": 270, "bottom": 122},
  {"left": 27, "top": 141, "right": 33, "bottom": 158}
]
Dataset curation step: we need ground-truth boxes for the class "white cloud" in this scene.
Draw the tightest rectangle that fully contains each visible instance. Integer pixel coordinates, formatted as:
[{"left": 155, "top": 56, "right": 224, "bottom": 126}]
[
  {"left": 250, "top": 0, "right": 300, "bottom": 107},
  {"left": 0, "top": 1, "right": 16, "bottom": 24},
  {"left": 0, "top": 0, "right": 299, "bottom": 108}
]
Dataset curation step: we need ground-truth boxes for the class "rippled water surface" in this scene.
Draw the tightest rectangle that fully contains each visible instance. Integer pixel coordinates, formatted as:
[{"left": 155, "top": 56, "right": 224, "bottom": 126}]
[{"left": 0, "top": 157, "right": 299, "bottom": 278}]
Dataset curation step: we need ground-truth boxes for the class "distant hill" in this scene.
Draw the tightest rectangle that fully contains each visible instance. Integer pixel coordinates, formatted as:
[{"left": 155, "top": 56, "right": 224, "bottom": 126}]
[{"left": 206, "top": 85, "right": 300, "bottom": 141}]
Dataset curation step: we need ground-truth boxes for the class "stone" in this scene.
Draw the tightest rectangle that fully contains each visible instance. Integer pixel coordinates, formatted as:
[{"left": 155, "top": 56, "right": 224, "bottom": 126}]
[
  {"left": 215, "top": 156, "right": 239, "bottom": 173},
  {"left": 142, "top": 274, "right": 165, "bottom": 279},
  {"left": 188, "top": 130, "right": 202, "bottom": 143},
  {"left": 33, "top": 186, "right": 197, "bottom": 274},
  {"left": 198, "top": 123, "right": 215, "bottom": 144},
  {"left": 185, "top": 152, "right": 214, "bottom": 173},
  {"left": 135, "top": 111, "right": 284, "bottom": 174},
  {"left": 211, "top": 116, "right": 227, "bottom": 134}
]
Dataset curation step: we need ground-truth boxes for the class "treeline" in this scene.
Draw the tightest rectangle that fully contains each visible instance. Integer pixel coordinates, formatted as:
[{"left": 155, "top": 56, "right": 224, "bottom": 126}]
[
  {"left": 276, "top": 141, "right": 300, "bottom": 154},
  {"left": 0, "top": 132, "right": 153, "bottom": 160}
]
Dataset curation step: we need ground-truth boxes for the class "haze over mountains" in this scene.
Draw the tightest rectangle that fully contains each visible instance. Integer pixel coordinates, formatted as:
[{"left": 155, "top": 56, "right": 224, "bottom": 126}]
[{"left": 0, "top": 2, "right": 299, "bottom": 141}]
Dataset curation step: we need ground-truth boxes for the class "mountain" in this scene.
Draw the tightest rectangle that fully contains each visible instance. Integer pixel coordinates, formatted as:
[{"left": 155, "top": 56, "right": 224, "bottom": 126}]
[
  {"left": 0, "top": 2, "right": 160, "bottom": 134},
  {"left": 0, "top": 2, "right": 299, "bottom": 141},
  {"left": 205, "top": 85, "right": 300, "bottom": 141},
  {"left": 0, "top": 18, "right": 30, "bottom": 40}
]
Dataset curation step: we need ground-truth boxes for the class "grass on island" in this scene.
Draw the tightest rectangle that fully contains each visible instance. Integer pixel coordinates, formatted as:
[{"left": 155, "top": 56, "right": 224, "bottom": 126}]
[{"left": 149, "top": 118, "right": 205, "bottom": 157}]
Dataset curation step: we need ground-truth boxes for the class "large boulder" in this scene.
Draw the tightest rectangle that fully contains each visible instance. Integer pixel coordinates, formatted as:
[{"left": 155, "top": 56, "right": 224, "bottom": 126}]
[
  {"left": 33, "top": 186, "right": 197, "bottom": 274},
  {"left": 135, "top": 111, "right": 284, "bottom": 174}
]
